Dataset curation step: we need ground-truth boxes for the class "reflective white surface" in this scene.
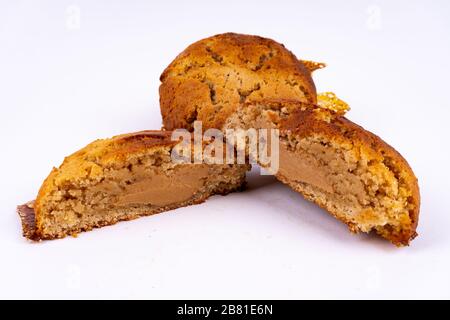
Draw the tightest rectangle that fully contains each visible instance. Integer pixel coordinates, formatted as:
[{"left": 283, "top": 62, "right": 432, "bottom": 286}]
[{"left": 0, "top": 0, "right": 449, "bottom": 299}]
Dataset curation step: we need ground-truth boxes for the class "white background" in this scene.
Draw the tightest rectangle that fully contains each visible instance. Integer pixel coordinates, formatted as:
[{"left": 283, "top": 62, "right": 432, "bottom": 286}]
[{"left": 1, "top": 0, "right": 449, "bottom": 299}]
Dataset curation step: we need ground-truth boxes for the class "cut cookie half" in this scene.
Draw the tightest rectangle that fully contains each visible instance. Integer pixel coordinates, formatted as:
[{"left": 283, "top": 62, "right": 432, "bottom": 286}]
[
  {"left": 18, "top": 131, "right": 248, "bottom": 240},
  {"left": 225, "top": 98, "right": 420, "bottom": 246}
]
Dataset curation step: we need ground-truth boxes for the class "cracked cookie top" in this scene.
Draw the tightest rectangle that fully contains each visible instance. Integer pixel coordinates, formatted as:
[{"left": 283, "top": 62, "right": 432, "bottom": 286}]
[{"left": 159, "top": 32, "right": 317, "bottom": 131}]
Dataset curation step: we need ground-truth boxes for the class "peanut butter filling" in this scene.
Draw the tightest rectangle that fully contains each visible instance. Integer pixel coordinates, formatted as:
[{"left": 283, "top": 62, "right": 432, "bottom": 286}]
[
  {"left": 277, "top": 142, "right": 334, "bottom": 193},
  {"left": 90, "top": 164, "right": 211, "bottom": 207},
  {"left": 276, "top": 139, "right": 370, "bottom": 214}
]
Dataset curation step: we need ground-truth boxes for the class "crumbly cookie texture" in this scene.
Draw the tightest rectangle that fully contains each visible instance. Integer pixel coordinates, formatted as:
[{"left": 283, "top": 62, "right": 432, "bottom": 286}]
[
  {"left": 225, "top": 99, "right": 420, "bottom": 246},
  {"left": 160, "top": 32, "right": 317, "bottom": 131},
  {"left": 19, "top": 131, "right": 248, "bottom": 240},
  {"left": 159, "top": 33, "right": 420, "bottom": 245}
]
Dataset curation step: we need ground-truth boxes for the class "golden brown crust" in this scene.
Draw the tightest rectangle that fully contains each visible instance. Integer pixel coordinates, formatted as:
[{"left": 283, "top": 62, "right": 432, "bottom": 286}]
[
  {"left": 300, "top": 60, "right": 326, "bottom": 73},
  {"left": 34, "top": 130, "right": 180, "bottom": 229},
  {"left": 159, "top": 32, "right": 317, "bottom": 131},
  {"left": 247, "top": 99, "right": 420, "bottom": 245}
]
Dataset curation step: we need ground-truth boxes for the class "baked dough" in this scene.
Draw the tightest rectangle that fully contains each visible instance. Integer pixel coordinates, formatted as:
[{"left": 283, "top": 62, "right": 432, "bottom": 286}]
[
  {"left": 18, "top": 131, "right": 249, "bottom": 240},
  {"left": 159, "top": 33, "right": 420, "bottom": 245},
  {"left": 160, "top": 32, "right": 316, "bottom": 131},
  {"left": 228, "top": 99, "right": 419, "bottom": 245}
]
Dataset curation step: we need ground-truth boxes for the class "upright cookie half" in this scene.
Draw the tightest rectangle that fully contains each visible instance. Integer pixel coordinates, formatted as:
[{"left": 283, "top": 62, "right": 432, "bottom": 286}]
[
  {"left": 160, "top": 32, "right": 317, "bottom": 131},
  {"left": 18, "top": 131, "right": 248, "bottom": 240}
]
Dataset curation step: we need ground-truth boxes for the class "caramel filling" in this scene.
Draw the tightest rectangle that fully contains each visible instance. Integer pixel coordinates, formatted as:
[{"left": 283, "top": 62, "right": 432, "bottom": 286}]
[
  {"left": 277, "top": 142, "right": 334, "bottom": 193},
  {"left": 91, "top": 165, "right": 210, "bottom": 207}
]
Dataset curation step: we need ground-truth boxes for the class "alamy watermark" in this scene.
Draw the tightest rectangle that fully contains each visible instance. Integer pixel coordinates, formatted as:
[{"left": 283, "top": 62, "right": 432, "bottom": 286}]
[
  {"left": 170, "top": 121, "right": 280, "bottom": 175},
  {"left": 366, "top": 5, "right": 382, "bottom": 31},
  {"left": 66, "top": 5, "right": 81, "bottom": 30}
]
